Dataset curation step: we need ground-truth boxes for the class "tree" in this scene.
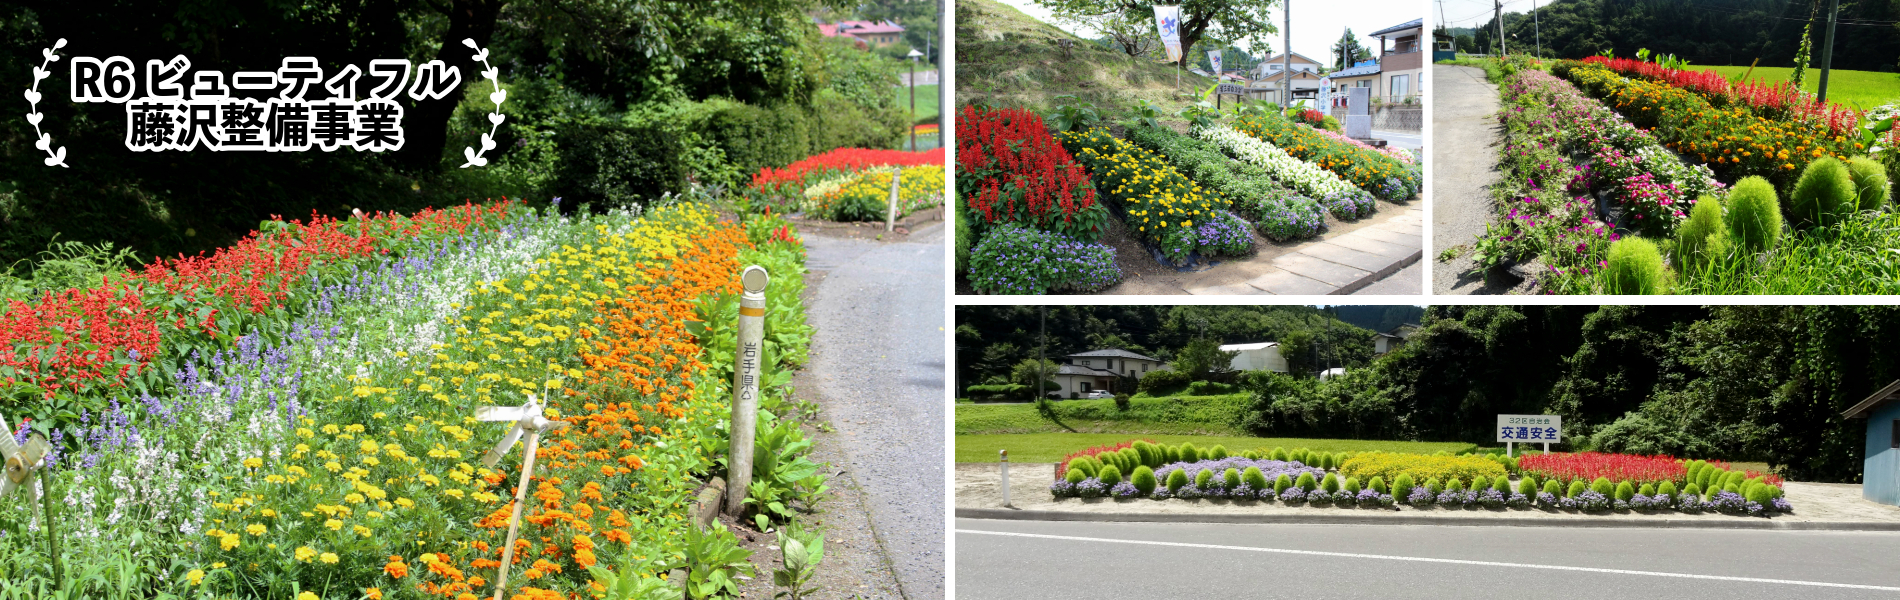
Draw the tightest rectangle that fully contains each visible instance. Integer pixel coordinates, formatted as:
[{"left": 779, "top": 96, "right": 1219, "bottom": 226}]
[
  {"left": 1331, "top": 29, "right": 1372, "bottom": 70},
  {"left": 1011, "top": 358, "right": 1061, "bottom": 400},
  {"left": 1173, "top": 338, "right": 1239, "bottom": 380},
  {"left": 1035, "top": 0, "right": 1282, "bottom": 68},
  {"left": 1072, "top": 11, "right": 1163, "bottom": 58}
]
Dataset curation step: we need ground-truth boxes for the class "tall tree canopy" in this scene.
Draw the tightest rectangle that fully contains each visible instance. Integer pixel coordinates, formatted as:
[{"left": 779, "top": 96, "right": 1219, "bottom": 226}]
[{"left": 1032, "top": 0, "right": 1282, "bottom": 68}]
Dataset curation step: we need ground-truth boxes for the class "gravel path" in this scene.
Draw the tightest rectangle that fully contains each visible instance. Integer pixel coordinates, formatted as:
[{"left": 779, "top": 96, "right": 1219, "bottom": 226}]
[
  {"left": 803, "top": 224, "right": 945, "bottom": 599},
  {"left": 1432, "top": 64, "right": 1513, "bottom": 295}
]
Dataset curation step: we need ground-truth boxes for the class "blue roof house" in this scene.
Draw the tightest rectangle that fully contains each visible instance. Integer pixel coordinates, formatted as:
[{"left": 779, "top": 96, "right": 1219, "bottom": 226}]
[{"left": 1844, "top": 380, "right": 1900, "bottom": 506}]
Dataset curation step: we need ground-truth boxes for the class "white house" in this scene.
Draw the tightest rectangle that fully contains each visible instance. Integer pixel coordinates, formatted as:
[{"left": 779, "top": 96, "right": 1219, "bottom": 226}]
[
  {"left": 1048, "top": 349, "right": 1170, "bottom": 398},
  {"left": 1374, "top": 324, "right": 1418, "bottom": 355},
  {"left": 1248, "top": 52, "right": 1324, "bottom": 103},
  {"left": 1220, "top": 342, "right": 1288, "bottom": 373},
  {"left": 1367, "top": 19, "right": 1423, "bottom": 101}
]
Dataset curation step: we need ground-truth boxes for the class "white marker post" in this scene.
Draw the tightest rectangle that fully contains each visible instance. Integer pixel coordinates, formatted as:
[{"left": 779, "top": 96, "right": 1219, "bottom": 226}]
[
  {"left": 476, "top": 395, "right": 569, "bottom": 600},
  {"left": 885, "top": 170, "right": 902, "bottom": 233},
  {"left": 726, "top": 266, "right": 770, "bottom": 516},
  {"left": 999, "top": 449, "right": 1011, "bottom": 508}
]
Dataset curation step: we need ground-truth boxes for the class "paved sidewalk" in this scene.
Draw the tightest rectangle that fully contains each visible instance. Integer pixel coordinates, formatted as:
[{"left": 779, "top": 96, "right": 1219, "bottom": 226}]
[
  {"left": 1432, "top": 64, "right": 1511, "bottom": 294},
  {"left": 1182, "top": 205, "right": 1424, "bottom": 295}
]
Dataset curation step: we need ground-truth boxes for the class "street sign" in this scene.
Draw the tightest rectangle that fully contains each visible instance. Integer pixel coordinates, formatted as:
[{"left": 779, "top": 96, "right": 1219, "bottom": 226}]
[
  {"left": 1216, "top": 83, "right": 1244, "bottom": 95},
  {"left": 1497, "top": 414, "right": 1561, "bottom": 442}
]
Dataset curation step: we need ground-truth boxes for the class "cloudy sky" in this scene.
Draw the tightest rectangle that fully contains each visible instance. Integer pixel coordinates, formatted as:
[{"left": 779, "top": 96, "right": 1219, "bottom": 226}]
[{"left": 989, "top": 0, "right": 1429, "bottom": 64}]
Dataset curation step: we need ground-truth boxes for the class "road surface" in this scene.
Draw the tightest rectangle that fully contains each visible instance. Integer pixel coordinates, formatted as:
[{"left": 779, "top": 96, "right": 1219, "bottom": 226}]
[
  {"left": 957, "top": 518, "right": 1900, "bottom": 599},
  {"left": 1433, "top": 64, "right": 1511, "bottom": 294},
  {"left": 804, "top": 225, "right": 946, "bottom": 598}
]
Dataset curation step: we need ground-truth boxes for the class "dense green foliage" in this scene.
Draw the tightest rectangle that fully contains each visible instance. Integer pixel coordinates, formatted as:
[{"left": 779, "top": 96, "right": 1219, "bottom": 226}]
[
  {"left": 1466, "top": 0, "right": 1900, "bottom": 72},
  {"left": 1725, "top": 176, "right": 1783, "bottom": 254},
  {"left": 1789, "top": 157, "right": 1858, "bottom": 228}
]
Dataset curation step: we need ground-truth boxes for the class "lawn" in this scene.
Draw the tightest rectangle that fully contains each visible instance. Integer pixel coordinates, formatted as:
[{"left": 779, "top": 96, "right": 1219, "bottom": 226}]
[
  {"left": 897, "top": 83, "right": 939, "bottom": 122},
  {"left": 1704, "top": 65, "right": 1900, "bottom": 111},
  {"left": 956, "top": 433, "right": 1476, "bottom": 463},
  {"left": 956, "top": 393, "right": 1252, "bottom": 436}
]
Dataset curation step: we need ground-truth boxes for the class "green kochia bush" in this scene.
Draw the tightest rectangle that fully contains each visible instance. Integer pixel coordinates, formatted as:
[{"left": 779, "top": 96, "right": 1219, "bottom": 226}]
[
  {"left": 1566, "top": 479, "right": 1587, "bottom": 498},
  {"left": 1098, "top": 464, "right": 1123, "bottom": 488},
  {"left": 1444, "top": 478, "right": 1465, "bottom": 493},
  {"left": 1591, "top": 477, "right": 1614, "bottom": 496},
  {"left": 1223, "top": 468, "right": 1243, "bottom": 490},
  {"left": 1684, "top": 482, "right": 1702, "bottom": 497},
  {"left": 1274, "top": 473, "right": 1294, "bottom": 495},
  {"left": 1517, "top": 476, "right": 1538, "bottom": 496},
  {"left": 1638, "top": 483, "right": 1656, "bottom": 497},
  {"left": 1392, "top": 474, "right": 1414, "bottom": 499},
  {"left": 1296, "top": 472, "right": 1318, "bottom": 492},
  {"left": 1270, "top": 447, "right": 1289, "bottom": 462},
  {"left": 1725, "top": 177, "right": 1782, "bottom": 254},
  {"left": 1069, "top": 456, "right": 1099, "bottom": 478},
  {"left": 1065, "top": 467, "right": 1088, "bottom": 485},
  {"left": 1243, "top": 466, "right": 1269, "bottom": 491},
  {"left": 1194, "top": 468, "right": 1214, "bottom": 489},
  {"left": 1658, "top": 481, "right": 1678, "bottom": 497},
  {"left": 1369, "top": 476, "right": 1389, "bottom": 495},
  {"left": 1132, "top": 466, "right": 1158, "bottom": 495},
  {"left": 1167, "top": 469, "right": 1189, "bottom": 493},
  {"left": 1493, "top": 475, "right": 1511, "bottom": 494},
  {"left": 1790, "top": 157, "right": 1857, "bottom": 227},
  {"left": 1181, "top": 443, "right": 1202, "bottom": 463},
  {"left": 1543, "top": 479, "right": 1562, "bottom": 497},
  {"left": 1604, "top": 237, "right": 1668, "bottom": 294},
  {"left": 1614, "top": 480, "right": 1635, "bottom": 502},
  {"left": 1321, "top": 473, "right": 1341, "bottom": 494},
  {"left": 1848, "top": 157, "right": 1892, "bottom": 211},
  {"left": 1423, "top": 477, "right": 1443, "bottom": 495},
  {"left": 1345, "top": 477, "right": 1362, "bottom": 494},
  {"left": 1208, "top": 445, "right": 1229, "bottom": 460},
  {"left": 1674, "top": 195, "right": 1728, "bottom": 271},
  {"left": 1744, "top": 481, "right": 1775, "bottom": 505}
]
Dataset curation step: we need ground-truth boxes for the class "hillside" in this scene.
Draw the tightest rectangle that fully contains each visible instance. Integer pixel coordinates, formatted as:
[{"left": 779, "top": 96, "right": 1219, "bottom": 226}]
[{"left": 955, "top": 0, "right": 1217, "bottom": 113}]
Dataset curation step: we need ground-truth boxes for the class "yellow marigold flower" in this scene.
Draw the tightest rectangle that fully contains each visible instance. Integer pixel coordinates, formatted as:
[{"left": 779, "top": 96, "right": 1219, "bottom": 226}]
[
  {"left": 298, "top": 592, "right": 319, "bottom": 600},
  {"left": 295, "top": 546, "right": 318, "bottom": 562},
  {"left": 325, "top": 519, "right": 343, "bottom": 531},
  {"left": 243, "top": 457, "right": 263, "bottom": 469},
  {"left": 247, "top": 523, "right": 266, "bottom": 536},
  {"left": 186, "top": 569, "right": 205, "bottom": 585},
  {"left": 220, "top": 534, "right": 240, "bottom": 551},
  {"left": 320, "top": 552, "right": 339, "bottom": 564}
]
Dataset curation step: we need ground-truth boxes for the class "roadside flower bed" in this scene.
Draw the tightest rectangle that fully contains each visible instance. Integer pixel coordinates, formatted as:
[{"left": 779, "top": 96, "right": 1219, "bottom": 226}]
[
  {"left": 1124, "top": 124, "right": 1327, "bottom": 241},
  {"left": 803, "top": 164, "right": 945, "bottom": 221},
  {"left": 1231, "top": 112, "right": 1421, "bottom": 200},
  {"left": 955, "top": 105, "right": 1107, "bottom": 242},
  {"left": 749, "top": 147, "right": 942, "bottom": 196},
  {"left": 1058, "top": 127, "right": 1230, "bottom": 261},
  {"left": 2, "top": 202, "right": 812, "bottom": 598},
  {"left": 1578, "top": 56, "right": 1860, "bottom": 138},
  {"left": 1195, "top": 125, "right": 1366, "bottom": 218},
  {"left": 965, "top": 225, "right": 1122, "bottom": 294}
]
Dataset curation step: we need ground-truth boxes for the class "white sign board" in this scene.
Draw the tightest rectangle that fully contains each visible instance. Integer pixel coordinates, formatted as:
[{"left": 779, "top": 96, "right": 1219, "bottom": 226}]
[
  {"left": 1318, "top": 77, "right": 1332, "bottom": 107},
  {"left": 1154, "top": 5, "right": 1183, "bottom": 63},
  {"left": 1497, "top": 414, "right": 1561, "bottom": 443},
  {"left": 1216, "top": 83, "right": 1245, "bottom": 95}
]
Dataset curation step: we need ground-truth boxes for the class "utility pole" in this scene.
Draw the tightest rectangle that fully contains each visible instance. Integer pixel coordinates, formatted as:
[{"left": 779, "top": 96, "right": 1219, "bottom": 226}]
[
  {"left": 1533, "top": 0, "right": 1542, "bottom": 57},
  {"left": 1038, "top": 306, "right": 1047, "bottom": 401},
  {"left": 1816, "top": 0, "right": 1841, "bottom": 104},
  {"left": 1496, "top": 0, "right": 1506, "bottom": 57},
  {"left": 939, "top": 0, "right": 949, "bottom": 152},
  {"left": 1284, "top": 0, "right": 1292, "bottom": 106}
]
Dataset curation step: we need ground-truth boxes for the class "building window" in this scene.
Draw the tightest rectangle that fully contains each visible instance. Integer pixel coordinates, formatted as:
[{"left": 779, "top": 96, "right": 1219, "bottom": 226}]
[
  {"left": 1079, "top": 382, "right": 1091, "bottom": 393},
  {"left": 1389, "top": 74, "right": 1410, "bottom": 98}
]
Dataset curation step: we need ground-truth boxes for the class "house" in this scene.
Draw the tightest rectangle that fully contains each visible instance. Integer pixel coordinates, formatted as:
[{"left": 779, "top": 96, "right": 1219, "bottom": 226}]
[
  {"left": 1250, "top": 51, "right": 1324, "bottom": 80},
  {"left": 1048, "top": 349, "right": 1170, "bottom": 398},
  {"left": 1843, "top": 381, "right": 1900, "bottom": 506},
  {"left": 1318, "top": 367, "right": 1348, "bottom": 380},
  {"left": 1219, "top": 342, "right": 1288, "bottom": 373},
  {"left": 1374, "top": 323, "right": 1418, "bottom": 355},
  {"left": 1326, "top": 60, "right": 1381, "bottom": 108},
  {"left": 1367, "top": 19, "right": 1423, "bottom": 101},
  {"left": 818, "top": 19, "right": 906, "bottom": 48}
]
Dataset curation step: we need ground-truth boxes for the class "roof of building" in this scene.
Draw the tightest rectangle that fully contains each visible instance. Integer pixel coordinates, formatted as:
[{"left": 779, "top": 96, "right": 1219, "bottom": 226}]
[
  {"left": 1054, "top": 364, "right": 1119, "bottom": 377},
  {"left": 1844, "top": 380, "right": 1900, "bottom": 418},
  {"left": 1376, "top": 323, "right": 1420, "bottom": 339},
  {"left": 1369, "top": 19, "right": 1424, "bottom": 38},
  {"left": 1257, "top": 52, "right": 1326, "bottom": 67},
  {"left": 1257, "top": 70, "right": 1322, "bottom": 83},
  {"left": 1220, "top": 342, "right": 1280, "bottom": 351},
  {"left": 1067, "top": 348, "right": 1163, "bottom": 362},
  {"left": 1331, "top": 63, "right": 1381, "bottom": 78}
]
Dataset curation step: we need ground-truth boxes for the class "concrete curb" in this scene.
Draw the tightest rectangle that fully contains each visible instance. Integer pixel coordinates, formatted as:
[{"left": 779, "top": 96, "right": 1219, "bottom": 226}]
[
  {"left": 1330, "top": 248, "right": 1422, "bottom": 295},
  {"left": 671, "top": 477, "right": 729, "bottom": 591},
  {"left": 955, "top": 507, "right": 1900, "bottom": 532}
]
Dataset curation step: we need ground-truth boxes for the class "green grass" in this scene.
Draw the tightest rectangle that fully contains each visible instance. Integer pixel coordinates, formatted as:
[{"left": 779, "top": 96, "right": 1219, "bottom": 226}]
[
  {"left": 1647, "top": 210, "right": 1900, "bottom": 295},
  {"left": 956, "top": 393, "right": 1251, "bottom": 436},
  {"left": 955, "top": 0, "right": 1216, "bottom": 114},
  {"left": 957, "top": 433, "right": 1476, "bottom": 463},
  {"left": 1704, "top": 65, "right": 1900, "bottom": 111},
  {"left": 897, "top": 83, "right": 939, "bottom": 123}
]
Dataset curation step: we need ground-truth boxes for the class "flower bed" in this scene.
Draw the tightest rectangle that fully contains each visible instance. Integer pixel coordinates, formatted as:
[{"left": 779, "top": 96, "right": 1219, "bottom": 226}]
[
  {"left": 1230, "top": 113, "right": 1421, "bottom": 200},
  {"left": 1338, "top": 452, "right": 1507, "bottom": 485},
  {"left": 749, "top": 147, "right": 943, "bottom": 196},
  {"left": 1518, "top": 452, "right": 1684, "bottom": 487},
  {"left": 1578, "top": 56, "right": 1860, "bottom": 138},
  {"left": 1058, "top": 127, "right": 1229, "bottom": 260},
  {"left": 966, "top": 225, "right": 1122, "bottom": 294},
  {"left": 956, "top": 106, "right": 1108, "bottom": 241},
  {"left": 1123, "top": 124, "right": 1326, "bottom": 241},
  {"left": 804, "top": 164, "right": 945, "bottom": 221},
  {"left": 1195, "top": 125, "right": 1366, "bottom": 217},
  {"left": 1, "top": 202, "right": 816, "bottom": 598}
]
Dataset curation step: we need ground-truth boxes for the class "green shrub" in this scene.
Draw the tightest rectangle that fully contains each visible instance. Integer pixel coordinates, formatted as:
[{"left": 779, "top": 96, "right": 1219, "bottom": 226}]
[
  {"left": 1131, "top": 466, "right": 1158, "bottom": 495},
  {"left": 954, "top": 215, "right": 974, "bottom": 273},
  {"left": 1318, "top": 453, "right": 1334, "bottom": 471},
  {"left": 1590, "top": 477, "right": 1614, "bottom": 496},
  {"left": 1208, "top": 444, "right": 1229, "bottom": 460},
  {"left": 1131, "top": 441, "right": 1156, "bottom": 467},
  {"left": 1338, "top": 452, "right": 1507, "bottom": 485},
  {"left": 1274, "top": 473, "right": 1293, "bottom": 494},
  {"left": 1603, "top": 237, "right": 1669, "bottom": 294},
  {"left": 1542, "top": 479, "right": 1561, "bottom": 497},
  {"left": 1163, "top": 444, "right": 1181, "bottom": 464},
  {"left": 1389, "top": 474, "right": 1411, "bottom": 498},
  {"left": 551, "top": 120, "right": 690, "bottom": 208},
  {"left": 1295, "top": 472, "right": 1318, "bottom": 492},
  {"left": 1638, "top": 483, "right": 1656, "bottom": 497},
  {"left": 1726, "top": 177, "right": 1782, "bottom": 254},
  {"left": 1684, "top": 460, "right": 1701, "bottom": 482},
  {"left": 1445, "top": 477, "right": 1465, "bottom": 493},
  {"left": 1242, "top": 449, "right": 1260, "bottom": 460},
  {"left": 1223, "top": 468, "right": 1243, "bottom": 490},
  {"left": 1658, "top": 481, "right": 1678, "bottom": 496},
  {"left": 1674, "top": 195, "right": 1727, "bottom": 270},
  {"left": 1068, "top": 456, "right": 1097, "bottom": 478},
  {"left": 1614, "top": 480, "right": 1635, "bottom": 502},
  {"left": 1517, "top": 476, "right": 1538, "bottom": 496},
  {"left": 1721, "top": 482, "right": 1740, "bottom": 496},
  {"left": 1193, "top": 468, "right": 1214, "bottom": 489},
  {"left": 1270, "top": 447, "right": 1289, "bottom": 462},
  {"left": 1167, "top": 468, "right": 1189, "bottom": 493},
  {"left": 1566, "top": 479, "right": 1587, "bottom": 498},
  {"left": 1493, "top": 475, "right": 1511, "bottom": 494},
  {"left": 1744, "top": 481, "right": 1774, "bottom": 504},
  {"left": 1136, "top": 369, "right": 1193, "bottom": 395},
  {"left": 1467, "top": 475, "right": 1489, "bottom": 492},
  {"left": 1698, "top": 466, "right": 1722, "bottom": 489},
  {"left": 1184, "top": 380, "right": 1237, "bottom": 396},
  {"left": 1683, "top": 482, "right": 1701, "bottom": 497},
  {"left": 1243, "top": 466, "right": 1269, "bottom": 491},
  {"left": 1180, "top": 443, "right": 1201, "bottom": 463},
  {"left": 1120, "top": 448, "right": 1141, "bottom": 471},
  {"left": 1321, "top": 473, "right": 1341, "bottom": 494},
  {"left": 1848, "top": 156, "right": 1892, "bottom": 211},
  {"left": 1424, "top": 477, "right": 1444, "bottom": 495},
  {"left": 1098, "top": 464, "right": 1123, "bottom": 487},
  {"left": 1790, "top": 156, "right": 1856, "bottom": 227},
  {"left": 1345, "top": 477, "right": 1363, "bottom": 494},
  {"left": 1065, "top": 467, "right": 1088, "bottom": 485}
]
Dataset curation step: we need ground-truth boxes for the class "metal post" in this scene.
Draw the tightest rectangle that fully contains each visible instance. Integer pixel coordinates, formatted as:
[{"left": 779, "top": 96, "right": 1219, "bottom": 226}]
[
  {"left": 725, "top": 266, "right": 769, "bottom": 515},
  {"left": 1817, "top": 0, "right": 1840, "bottom": 104},
  {"left": 1283, "top": 0, "right": 1291, "bottom": 106},
  {"left": 1542, "top": 442, "right": 1549, "bottom": 454},
  {"left": 885, "top": 169, "right": 902, "bottom": 232},
  {"left": 938, "top": 0, "right": 948, "bottom": 150},
  {"left": 1000, "top": 450, "right": 1011, "bottom": 507},
  {"left": 1532, "top": 0, "right": 1541, "bottom": 57},
  {"left": 908, "top": 58, "right": 917, "bottom": 151},
  {"left": 1506, "top": 441, "right": 1514, "bottom": 458},
  {"left": 490, "top": 430, "right": 540, "bottom": 600}
]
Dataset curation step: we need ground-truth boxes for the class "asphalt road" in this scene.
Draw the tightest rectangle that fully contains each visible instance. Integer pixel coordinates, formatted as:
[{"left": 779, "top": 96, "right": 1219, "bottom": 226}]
[
  {"left": 804, "top": 225, "right": 946, "bottom": 599},
  {"left": 956, "top": 518, "right": 1900, "bottom": 599},
  {"left": 1372, "top": 130, "right": 1423, "bottom": 150}
]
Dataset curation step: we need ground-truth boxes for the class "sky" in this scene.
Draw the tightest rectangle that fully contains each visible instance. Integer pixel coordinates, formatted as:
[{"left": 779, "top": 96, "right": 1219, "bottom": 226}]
[
  {"left": 991, "top": 0, "right": 1430, "bottom": 66},
  {"left": 1436, "top": 0, "right": 1540, "bottom": 31}
]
